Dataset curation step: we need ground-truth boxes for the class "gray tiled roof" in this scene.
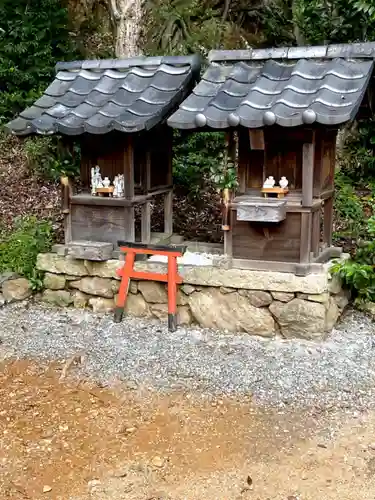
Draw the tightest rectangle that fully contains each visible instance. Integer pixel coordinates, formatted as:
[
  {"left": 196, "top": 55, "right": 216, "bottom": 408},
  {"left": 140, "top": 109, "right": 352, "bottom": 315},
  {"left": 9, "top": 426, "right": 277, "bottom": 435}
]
[
  {"left": 168, "top": 43, "right": 375, "bottom": 129},
  {"left": 7, "top": 56, "right": 200, "bottom": 136}
]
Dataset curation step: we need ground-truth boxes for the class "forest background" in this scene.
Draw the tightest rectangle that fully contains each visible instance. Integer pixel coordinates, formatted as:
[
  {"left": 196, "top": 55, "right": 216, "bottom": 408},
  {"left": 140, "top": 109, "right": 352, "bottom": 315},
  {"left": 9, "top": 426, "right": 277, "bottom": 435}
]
[{"left": 0, "top": 0, "right": 375, "bottom": 298}]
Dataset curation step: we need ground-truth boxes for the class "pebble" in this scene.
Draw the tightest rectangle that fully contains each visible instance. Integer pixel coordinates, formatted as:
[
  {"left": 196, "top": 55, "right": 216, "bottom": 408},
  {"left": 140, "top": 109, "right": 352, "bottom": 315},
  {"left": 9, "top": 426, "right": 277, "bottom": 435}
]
[
  {"left": 1, "top": 304, "right": 375, "bottom": 412},
  {"left": 87, "top": 479, "right": 101, "bottom": 489},
  {"left": 151, "top": 456, "right": 165, "bottom": 468},
  {"left": 42, "top": 485, "right": 52, "bottom": 493}
]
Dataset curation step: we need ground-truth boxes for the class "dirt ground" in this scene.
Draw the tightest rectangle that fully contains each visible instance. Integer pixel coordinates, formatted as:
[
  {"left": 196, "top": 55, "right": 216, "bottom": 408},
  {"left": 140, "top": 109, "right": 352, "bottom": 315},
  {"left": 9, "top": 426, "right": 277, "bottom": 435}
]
[{"left": 1, "top": 360, "right": 375, "bottom": 500}]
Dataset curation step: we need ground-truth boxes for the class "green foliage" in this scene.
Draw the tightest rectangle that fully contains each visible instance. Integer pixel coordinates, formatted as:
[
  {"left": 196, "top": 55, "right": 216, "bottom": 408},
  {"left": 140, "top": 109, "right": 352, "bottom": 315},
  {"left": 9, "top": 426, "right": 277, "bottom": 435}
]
[
  {"left": 0, "top": 216, "right": 53, "bottom": 289},
  {"left": 0, "top": 0, "right": 77, "bottom": 123},
  {"left": 263, "top": 0, "right": 375, "bottom": 45},
  {"left": 145, "top": 0, "right": 222, "bottom": 54},
  {"left": 339, "top": 120, "right": 375, "bottom": 184},
  {"left": 293, "top": 0, "right": 363, "bottom": 44},
  {"left": 261, "top": 0, "right": 296, "bottom": 47},
  {"left": 24, "top": 136, "right": 80, "bottom": 181},
  {"left": 332, "top": 260, "right": 375, "bottom": 303},
  {"left": 210, "top": 159, "right": 238, "bottom": 190},
  {"left": 352, "top": 0, "right": 375, "bottom": 22},
  {"left": 144, "top": 0, "right": 259, "bottom": 55},
  {"left": 333, "top": 172, "right": 366, "bottom": 238},
  {"left": 173, "top": 131, "right": 225, "bottom": 197},
  {"left": 332, "top": 214, "right": 375, "bottom": 303}
]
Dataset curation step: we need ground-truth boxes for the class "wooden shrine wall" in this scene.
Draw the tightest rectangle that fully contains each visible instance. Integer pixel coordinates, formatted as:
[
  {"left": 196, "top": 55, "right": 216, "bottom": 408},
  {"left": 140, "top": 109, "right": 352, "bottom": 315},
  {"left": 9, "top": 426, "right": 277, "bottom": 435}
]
[
  {"left": 71, "top": 205, "right": 126, "bottom": 246},
  {"left": 79, "top": 126, "right": 172, "bottom": 193},
  {"left": 237, "top": 127, "right": 337, "bottom": 195},
  {"left": 232, "top": 211, "right": 301, "bottom": 262}
]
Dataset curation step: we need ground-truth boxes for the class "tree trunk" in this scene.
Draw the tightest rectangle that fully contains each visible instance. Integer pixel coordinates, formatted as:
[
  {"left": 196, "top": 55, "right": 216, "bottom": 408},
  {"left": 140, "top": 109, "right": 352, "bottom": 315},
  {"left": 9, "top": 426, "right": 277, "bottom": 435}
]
[
  {"left": 109, "top": 0, "right": 143, "bottom": 58},
  {"left": 291, "top": 0, "right": 306, "bottom": 45}
]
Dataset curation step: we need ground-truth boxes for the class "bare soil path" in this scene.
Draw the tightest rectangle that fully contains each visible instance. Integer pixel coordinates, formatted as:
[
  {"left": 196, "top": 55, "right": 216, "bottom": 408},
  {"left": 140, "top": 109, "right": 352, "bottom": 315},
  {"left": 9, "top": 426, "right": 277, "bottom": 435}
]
[{"left": 1, "top": 360, "right": 375, "bottom": 500}]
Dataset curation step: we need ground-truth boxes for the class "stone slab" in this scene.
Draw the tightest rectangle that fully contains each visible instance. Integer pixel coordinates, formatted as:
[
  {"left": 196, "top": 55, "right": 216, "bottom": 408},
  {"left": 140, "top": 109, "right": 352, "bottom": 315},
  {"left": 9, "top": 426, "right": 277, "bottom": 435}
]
[
  {"left": 67, "top": 241, "right": 113, "bottom": 261},
  {"left": 37, "top": 253, "right": 330, "bottom": 294},
  {"left": 51, "top": 244, "right": 68, "bottom": 256},
  {"left": 37, "top": 254, "right": 89, "bottom": 276},
  {"left": 133, "top": 262, "right": 329, "bottom": 294}
]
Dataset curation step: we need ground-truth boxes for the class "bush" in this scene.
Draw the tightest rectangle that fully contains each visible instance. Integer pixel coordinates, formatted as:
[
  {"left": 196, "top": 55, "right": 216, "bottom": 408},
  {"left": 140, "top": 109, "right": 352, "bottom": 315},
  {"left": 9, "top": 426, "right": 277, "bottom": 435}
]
[
  {"left": 333, "top": 171, "right": 366, "bottom": 238},
  {"left": 331, "top": 214, "right": 375, "bottom": 303},
  {"left": 339, "top": 120, "right": 375, "bottom": 184},
  {"left": 0, "top": 216, "right": 53, "bottom": 289},
  {"left": 173, "top": 131, "right": 225, "bottom": 198},
  {"left": 24, "top": 136, "right": 80, "bottom": 181},
  {"left": 0, "top": 0, "right": 77, "bottom": 123}
]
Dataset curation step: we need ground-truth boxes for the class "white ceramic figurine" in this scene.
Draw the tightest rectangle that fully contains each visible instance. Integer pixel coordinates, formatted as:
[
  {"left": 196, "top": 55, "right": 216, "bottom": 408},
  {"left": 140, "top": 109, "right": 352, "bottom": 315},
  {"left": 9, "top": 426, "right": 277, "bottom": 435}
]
[
  {"left": 91, "top": 167, "right": 96, "bottom": 194},
  {"left": 279, "top": 176, "right": 289, "bottom": 189},
  {"left": 263, "top": 176, "right": 275, "bottom": 188},
  {"left": 113, "top": 174, "right": 125, "bottom": 197},
  {"left": 94, "top": 166, "right": 103, "bottom": 189}
]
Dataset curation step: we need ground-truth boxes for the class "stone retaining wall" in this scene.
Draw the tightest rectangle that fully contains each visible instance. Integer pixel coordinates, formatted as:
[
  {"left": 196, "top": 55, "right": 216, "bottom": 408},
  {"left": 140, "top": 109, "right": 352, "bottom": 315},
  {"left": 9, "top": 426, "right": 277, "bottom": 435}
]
[{"left": 32, "top": 253, "right": 350, "bottom": 340}]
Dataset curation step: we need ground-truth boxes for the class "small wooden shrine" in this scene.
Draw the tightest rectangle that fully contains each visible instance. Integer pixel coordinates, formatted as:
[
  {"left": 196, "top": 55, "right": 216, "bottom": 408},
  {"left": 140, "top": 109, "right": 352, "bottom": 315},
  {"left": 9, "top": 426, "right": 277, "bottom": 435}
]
[
  {"left": 168, "top": 43, "right": 375, "bottom": 274},
  {"left": 7, "top": 55, "right": 200, "bottom": 258}
]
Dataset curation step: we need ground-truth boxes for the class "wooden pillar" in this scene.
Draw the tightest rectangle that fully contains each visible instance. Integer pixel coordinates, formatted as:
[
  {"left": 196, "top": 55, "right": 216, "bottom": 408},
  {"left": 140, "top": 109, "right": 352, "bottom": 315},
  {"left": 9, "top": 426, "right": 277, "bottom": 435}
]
[
  {"left": 124, "top": 135, "right": 135, "bottom": 242},
  {"left": 323, "top": 196, "right": 333, "bottom": 247},
  {"left": 80, "top": 137, "right": 91, "bottom": 191},
  {"left": 164, "top": 129, "right": 173, "bottom": 236},
  {"left": 141, "top": 202, "right": 151, "bottom": 244},
  {"left": 145, "top": 151, "right": 151, "bottom": 191},
  {"left": 61, "top": 176, "right": 72, "bottom": 245},
  {"left": 311, "top": 209, "right": 320, "bottom": 257},
  {"left": 299, "top": 212, "right": 312, "bottom": 263},
  {"left": 237, "top": 128, "right": 250, "bottom": 193},
  {"left": 140, "top": 150, "right": 152, "bottom": 244},
  {"left": 227, "top": 130, "right": 236, "bottom": 163},
  {"left": 224, "top": 209, "right": 234, "bottom": 257},
  {"left": 164, "top": 192, "right": 173, "bottom": 236},
  {"left": 302, "top": 142, "right": 314, "bottom": 207}
]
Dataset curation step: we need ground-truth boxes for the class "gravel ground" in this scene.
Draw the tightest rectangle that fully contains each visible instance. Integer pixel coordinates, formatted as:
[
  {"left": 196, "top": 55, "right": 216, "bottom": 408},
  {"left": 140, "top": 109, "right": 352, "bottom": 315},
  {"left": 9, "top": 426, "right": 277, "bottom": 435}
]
[{"left": 1, "top": 302, "right": 374, "bottom": 409}]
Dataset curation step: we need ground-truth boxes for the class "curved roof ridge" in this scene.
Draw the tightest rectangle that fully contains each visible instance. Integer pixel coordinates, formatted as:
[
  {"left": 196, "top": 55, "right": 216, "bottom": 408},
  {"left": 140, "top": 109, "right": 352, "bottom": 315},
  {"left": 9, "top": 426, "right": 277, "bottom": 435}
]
[
  {"left": 208, "top": 42, "right": 375, "bottom": 63},
  {"left": 56, "top": 55, "right": 201, "bottom": 73}
]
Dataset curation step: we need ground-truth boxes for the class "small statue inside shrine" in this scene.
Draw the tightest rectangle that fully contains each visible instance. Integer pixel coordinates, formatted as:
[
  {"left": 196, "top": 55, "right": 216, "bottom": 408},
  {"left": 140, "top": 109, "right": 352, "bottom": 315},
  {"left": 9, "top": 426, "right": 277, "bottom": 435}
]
[
  {"left": 263, "top": 176, "right": 275, "bottom": 188},
  {"left": 113, "top": 174, "right": 125, "bottom": 197},
  {"left": 91, "top": 165, "right": 104, "bottom": 194},
  {"left": 279, "top": 176, "right": 289, "bottom": 189}
]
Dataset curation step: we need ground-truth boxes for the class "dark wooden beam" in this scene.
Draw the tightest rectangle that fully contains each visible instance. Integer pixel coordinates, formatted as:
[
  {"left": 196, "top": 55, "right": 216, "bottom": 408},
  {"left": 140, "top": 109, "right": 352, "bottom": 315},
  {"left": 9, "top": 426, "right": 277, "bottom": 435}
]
[
  {"left": 311, "top": 209, "right": 320, "bottom": 257},
  {"left": 124, "top": 135, "right": 135, "bottom": 242},
  {"left": 237, "top": 128, "right": 249, "bottom": 194},
  {"left": 302, "top": 142, "right": 314, "bottom": 207},
  {"left": 61, "top": 176, "right": 72, "bottom": 245},
  {"left": 164, "top": 192, "right": 173, "bottom": 236},
  {"left": 124, "top": 135, "right": 135, "bottom": 199},
  {"left": 323, "top": 196, "right": 334, "bottom": 247},
  {"left": 70, "top": 194, "right": 148, "bottom": 207},
  {"left": 224, "top": 209, "right": 234, "bottom": 257},
  {"left": 299, "top": 212, "right": 312, "bottom": 263},
  {"left": 164, "top": 129, "right": 173, "bottom": 236},
  {"left": 141, "top": 202, "right": 151, "bottom": 244}
]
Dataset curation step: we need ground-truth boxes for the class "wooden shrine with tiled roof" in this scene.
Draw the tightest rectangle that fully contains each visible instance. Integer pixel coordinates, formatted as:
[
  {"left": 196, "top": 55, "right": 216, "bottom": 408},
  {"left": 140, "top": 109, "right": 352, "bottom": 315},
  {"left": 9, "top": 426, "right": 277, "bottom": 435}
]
[
  {"left": 168, "top": 42, "right": 375, "bottom": 275},
  {"left": 7, "top": 55, "right": 200, "bottom": 259}
]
